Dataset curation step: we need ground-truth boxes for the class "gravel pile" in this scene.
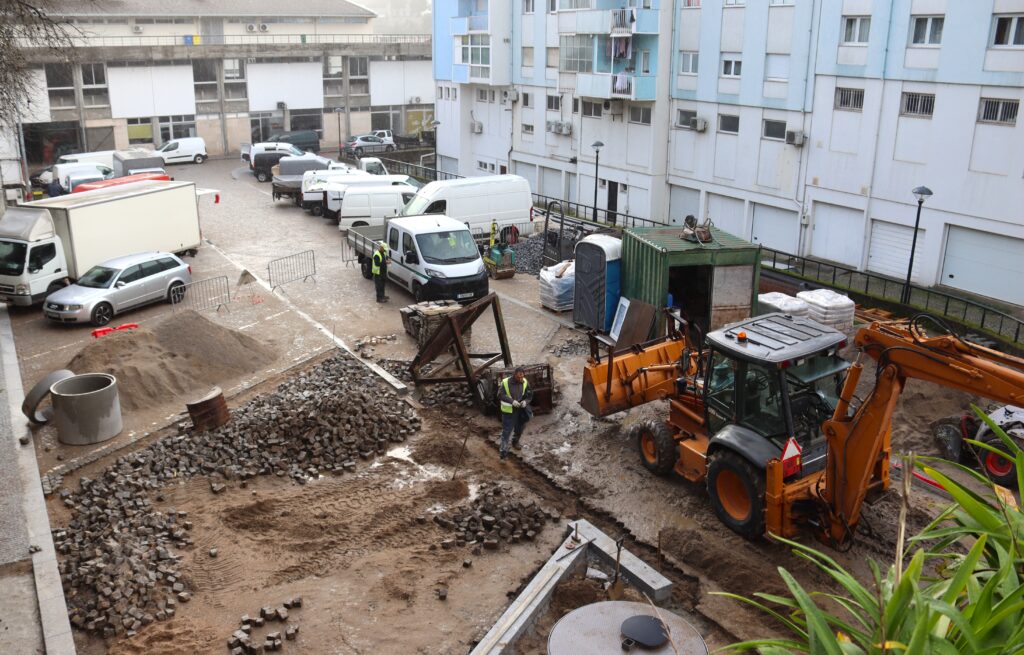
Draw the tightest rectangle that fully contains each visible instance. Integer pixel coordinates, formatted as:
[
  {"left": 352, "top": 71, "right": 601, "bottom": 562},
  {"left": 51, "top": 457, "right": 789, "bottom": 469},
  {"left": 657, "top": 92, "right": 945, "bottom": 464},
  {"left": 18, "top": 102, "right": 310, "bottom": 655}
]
[
  {"left": 510, "top": 234, "right": 546, "bottom": 276},
  {"left": 376, "top": 358, "right": 476, "bottom": 408},
  {"left": 432, "top": 484, "right": 558, "bottom": 551},
  {"left": 548, "top": 335, "right": 590, "bottom": 358},
  {"left": 53, "top": 353, "right": 420, "bottom": 639}
]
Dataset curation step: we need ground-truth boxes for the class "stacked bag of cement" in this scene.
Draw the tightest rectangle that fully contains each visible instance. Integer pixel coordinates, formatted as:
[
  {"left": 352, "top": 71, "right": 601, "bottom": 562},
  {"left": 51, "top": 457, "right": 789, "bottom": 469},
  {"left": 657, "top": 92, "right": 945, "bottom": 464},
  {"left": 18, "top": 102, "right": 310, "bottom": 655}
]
[
  {"left": 797, "top": 288, "right": 855, "bottom": 332},
  {"left": 758, "top": 292, "right": 809, "bottom": 317},
  {"left": 539, "top": 260, "right": 575, "bottom": 312}
]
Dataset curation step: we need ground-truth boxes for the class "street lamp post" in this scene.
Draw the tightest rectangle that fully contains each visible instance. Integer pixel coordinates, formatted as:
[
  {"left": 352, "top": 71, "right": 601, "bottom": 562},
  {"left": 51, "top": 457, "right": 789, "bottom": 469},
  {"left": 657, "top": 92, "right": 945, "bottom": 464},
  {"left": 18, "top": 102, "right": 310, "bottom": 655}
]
[
  {"left": 591, "top": 140, "right": 603, "bottom": 222},
  {"left": 901, "top": 185, "right": 933, "bottom": 305},
  {"left": 429, "top": 119, "right": 441, "bottom": 181}
]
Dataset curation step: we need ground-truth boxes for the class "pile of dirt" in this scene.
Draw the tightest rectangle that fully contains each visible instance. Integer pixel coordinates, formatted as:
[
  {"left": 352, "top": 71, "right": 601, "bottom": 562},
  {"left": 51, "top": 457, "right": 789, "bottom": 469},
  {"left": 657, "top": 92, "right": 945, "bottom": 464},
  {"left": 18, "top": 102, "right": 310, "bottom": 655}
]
[
  {"left": 65, "top": 311, "right": 276, "bottom": 411},
  {"left": 413, "top": 431, "right": 467, "bottom": 467}
]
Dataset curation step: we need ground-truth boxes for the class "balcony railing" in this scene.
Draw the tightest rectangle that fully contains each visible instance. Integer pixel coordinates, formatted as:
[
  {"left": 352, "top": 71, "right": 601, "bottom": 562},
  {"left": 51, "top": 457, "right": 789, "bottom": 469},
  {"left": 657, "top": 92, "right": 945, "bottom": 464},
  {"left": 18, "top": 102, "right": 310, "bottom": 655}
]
[
  {"left": 560, "top": 8, "right": 658, "bottom": 34},
  {"left": 451, "top": 15, "right": 489, "bottom": 35},
  {"left": 576, "top": 72, "right": 655, "bottom": 100},
  {"left": 17, "top": 33, "right": 431, "bottom": 47}
]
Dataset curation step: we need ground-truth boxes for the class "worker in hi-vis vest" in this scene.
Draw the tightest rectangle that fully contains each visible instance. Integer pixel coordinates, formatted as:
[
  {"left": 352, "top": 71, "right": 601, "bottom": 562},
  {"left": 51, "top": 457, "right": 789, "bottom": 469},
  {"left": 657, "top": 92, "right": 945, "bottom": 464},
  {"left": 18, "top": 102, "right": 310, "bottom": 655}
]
[
  {"left": 372, "top": 241, "right": 389, "bottom": 303},
  {"left": 496, "top": 367, "right": 533, "bottom": 460}
]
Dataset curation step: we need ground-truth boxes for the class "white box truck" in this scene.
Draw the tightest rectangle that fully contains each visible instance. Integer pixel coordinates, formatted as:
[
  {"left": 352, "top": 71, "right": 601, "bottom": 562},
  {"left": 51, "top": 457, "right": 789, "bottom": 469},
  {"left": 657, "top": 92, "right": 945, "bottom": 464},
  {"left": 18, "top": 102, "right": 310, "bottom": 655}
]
[{"left": 0, "top": 180, "right": 202, "bottom": 305}]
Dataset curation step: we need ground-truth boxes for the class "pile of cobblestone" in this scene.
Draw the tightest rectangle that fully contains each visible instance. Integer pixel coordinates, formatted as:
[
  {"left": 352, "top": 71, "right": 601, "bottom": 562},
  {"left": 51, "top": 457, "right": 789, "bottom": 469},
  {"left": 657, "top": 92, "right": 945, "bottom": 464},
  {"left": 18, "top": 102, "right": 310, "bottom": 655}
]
[
  {"left": 53, "top": 353, "right": 419, "bottom": 639},
  {"left": 510, "top": 234, "right": 546, "bottom": 276},
  {"left": 547, "top": 335, "right": 591, "bottom": 358},
  {"left": 376, "top": 358, "right": 475, "bottom": 408},
  {"left": 227, "top": 598, "right": 303, "bottom": 653},
  {"left": 432, "top": 484, "right": 558, "bottom": 552}
]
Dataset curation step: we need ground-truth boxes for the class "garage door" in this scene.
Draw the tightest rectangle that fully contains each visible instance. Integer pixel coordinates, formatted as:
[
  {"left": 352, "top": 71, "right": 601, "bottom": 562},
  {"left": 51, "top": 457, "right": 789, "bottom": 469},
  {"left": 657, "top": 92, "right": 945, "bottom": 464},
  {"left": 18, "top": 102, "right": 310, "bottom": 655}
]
[
  {"left": 751, "top": 204, "right": 799, "bottom": 253},
  {"left": 942, "top": 227, "right": 1024, "bottom": 305},
  {"left": 541, "top": 166, "right": 562, "bottom": 198},
  {"left": 513, "top": 161, "right": 537, "bottom": 189},
  {"left": 867, "top": 220, "right": 924, "bottom": 281},
  {"left": 706, "top": 193, "right": 745, "bottom": 238},
  {"left": 668, "top": 185, "right": 700, "bottom": 226},
  {"left": 810, "top": 203, "right": 864, "bottom": 267}
]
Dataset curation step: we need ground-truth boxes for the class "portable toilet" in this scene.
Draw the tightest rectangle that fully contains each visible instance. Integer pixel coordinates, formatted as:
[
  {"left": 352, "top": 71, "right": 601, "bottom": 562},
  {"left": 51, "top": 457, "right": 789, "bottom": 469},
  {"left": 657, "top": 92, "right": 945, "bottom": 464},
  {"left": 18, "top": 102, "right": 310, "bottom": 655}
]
[{"left": 573, "top": 234, "right": 622, "bottom": 332}]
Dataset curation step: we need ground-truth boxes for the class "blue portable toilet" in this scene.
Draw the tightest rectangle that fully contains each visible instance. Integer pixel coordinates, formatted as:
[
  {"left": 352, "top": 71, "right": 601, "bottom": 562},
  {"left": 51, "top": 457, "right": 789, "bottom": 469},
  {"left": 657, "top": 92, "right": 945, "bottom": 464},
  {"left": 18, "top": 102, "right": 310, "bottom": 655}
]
[{"left": 573, "top": 234, "right": 622, "bottom": 332}]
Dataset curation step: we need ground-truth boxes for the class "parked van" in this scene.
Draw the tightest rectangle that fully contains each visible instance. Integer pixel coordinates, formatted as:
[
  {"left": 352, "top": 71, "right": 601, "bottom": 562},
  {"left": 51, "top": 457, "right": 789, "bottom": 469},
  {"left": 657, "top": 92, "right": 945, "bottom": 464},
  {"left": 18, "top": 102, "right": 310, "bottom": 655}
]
[
  {"left": 400, "top": 175, "right": 533, "bottom": 238},
  {"left": 52, "top": 162, "right": 114, "bottom": 191},
  {"left": 57, "top": 150, "right": 116, "bottom": 169},
  {"left": 335, "top": 185, "right": 417, "bottom": 231},
  {"left": 301, "top": 167, "right": 373, "bottom": 213},
  {"left": 267, "top": 130, "right": 320, "bottom": 153},
  {"left": 244, "top": 142, "right": 304, "bottom": 167},
  {"left": 322, "top": 175, "right": 424, "bottom": 219},
  {"left": 156, "top": 137, "right": 207, "bottom": 165}
]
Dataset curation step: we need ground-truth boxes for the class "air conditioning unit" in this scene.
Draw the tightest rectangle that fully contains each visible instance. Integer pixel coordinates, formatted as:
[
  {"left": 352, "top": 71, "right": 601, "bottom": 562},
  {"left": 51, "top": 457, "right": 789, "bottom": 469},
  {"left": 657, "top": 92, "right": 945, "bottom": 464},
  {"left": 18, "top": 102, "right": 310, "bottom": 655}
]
[
  {"left": 546, "top": 120, "right": 557, "bottom": 133},
  {"left": 559, "top": 121, "right": 573, "bottom": 136},
  {"left": 689, "top": 117, "right": 708, "bottom": 132},
  {"left": 605, "top": 100, "right": 624, "bottom": 116},
  {"left": 132, "top": 24, "right": 144, "bottom": 34},
  {"left": 508, "top": 90, "right": 520, "bottom": 102},
  {"left": 470, "top": 121, "right": 483, "bottom": 134},
  {"left": 259, "top": 23, "right": 269, "bottom": 32},
  {"left": 246, "top": 23, "right": 257, "bottom": 32},
  {"left": 277, "top": 101, "right": 287, "bottom": 110},
  {"left": 785, "top": 130, "right": 805, "bottom": 146},
  {"left": 413, "top": 96, "right": 421, "bottom": 104}
]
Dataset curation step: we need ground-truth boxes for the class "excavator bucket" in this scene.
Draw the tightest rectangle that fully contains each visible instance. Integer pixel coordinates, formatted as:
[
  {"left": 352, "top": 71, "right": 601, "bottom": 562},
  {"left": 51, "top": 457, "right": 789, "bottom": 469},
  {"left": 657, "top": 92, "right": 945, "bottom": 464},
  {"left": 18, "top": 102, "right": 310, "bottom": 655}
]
[{"left": 581, "top": 337, "right": 688, "bottom": 417}]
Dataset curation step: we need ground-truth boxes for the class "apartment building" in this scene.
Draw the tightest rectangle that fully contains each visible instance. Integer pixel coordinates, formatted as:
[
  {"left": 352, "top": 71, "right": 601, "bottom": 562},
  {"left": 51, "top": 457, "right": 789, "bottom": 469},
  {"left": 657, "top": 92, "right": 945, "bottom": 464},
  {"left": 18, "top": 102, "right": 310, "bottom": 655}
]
[
  {"left": 8, "top": 0, "right": 434, "bottom": 167},
  {"left": 433, "top": 0, "right": 1024, "bottom": 306}
]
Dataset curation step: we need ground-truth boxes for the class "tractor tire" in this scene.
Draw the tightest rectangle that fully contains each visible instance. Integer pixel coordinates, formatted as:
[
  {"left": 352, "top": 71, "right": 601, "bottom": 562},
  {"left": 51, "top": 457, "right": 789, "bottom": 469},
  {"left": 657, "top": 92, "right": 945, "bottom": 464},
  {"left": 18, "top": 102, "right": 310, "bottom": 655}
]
[
  {"left": 632, "top": 420, "right": 677, "bottom": 476},
  {"left": 706, "top": 450, "right": 766, "bottom": 540},
  {"left": 360, "top": 258, "right": 373, "bottom": 280},
  {"left": 979, "top": 432, "right": 1017, "bottom": 487}
]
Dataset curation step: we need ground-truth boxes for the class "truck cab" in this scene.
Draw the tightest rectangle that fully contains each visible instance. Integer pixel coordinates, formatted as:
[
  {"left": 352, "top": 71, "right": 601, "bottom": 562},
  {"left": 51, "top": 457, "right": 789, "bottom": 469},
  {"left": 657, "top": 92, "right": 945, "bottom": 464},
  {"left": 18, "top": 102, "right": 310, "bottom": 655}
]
[{"left": 0, "top": 208, "right": 68, "bottom": 305}]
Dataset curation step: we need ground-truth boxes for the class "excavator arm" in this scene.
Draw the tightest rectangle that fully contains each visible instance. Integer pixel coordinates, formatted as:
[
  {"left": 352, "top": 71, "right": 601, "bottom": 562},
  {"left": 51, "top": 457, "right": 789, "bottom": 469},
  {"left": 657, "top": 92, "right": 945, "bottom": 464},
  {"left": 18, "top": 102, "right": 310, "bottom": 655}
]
[{"left": 819, "top": 315, "right": 1024, "bottom": 544}]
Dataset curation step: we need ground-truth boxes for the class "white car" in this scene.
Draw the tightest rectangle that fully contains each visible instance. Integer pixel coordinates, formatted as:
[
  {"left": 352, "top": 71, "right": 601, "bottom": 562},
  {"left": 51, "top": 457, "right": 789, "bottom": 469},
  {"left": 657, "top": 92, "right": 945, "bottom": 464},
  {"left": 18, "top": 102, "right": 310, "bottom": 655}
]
[
  {"left": 372, "top": 130, "right": 395, "bottom": 145},
  {"left": 156, "top": 137, "right": 207, "bottom": 165}
]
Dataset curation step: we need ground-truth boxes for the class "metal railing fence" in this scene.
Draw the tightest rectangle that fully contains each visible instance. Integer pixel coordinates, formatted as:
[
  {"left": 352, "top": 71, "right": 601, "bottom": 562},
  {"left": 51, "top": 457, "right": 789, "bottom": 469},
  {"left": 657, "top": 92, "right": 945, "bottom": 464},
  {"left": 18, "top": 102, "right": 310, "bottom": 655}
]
[
  {"left": 171, "top": 275, "right": 231, "bottom": 313},
  {"left": 18, "top": 33, "right": 431, "bottom": 48},
  {"left": 268, "top": 250, "right": 317, "bottom": 290}
]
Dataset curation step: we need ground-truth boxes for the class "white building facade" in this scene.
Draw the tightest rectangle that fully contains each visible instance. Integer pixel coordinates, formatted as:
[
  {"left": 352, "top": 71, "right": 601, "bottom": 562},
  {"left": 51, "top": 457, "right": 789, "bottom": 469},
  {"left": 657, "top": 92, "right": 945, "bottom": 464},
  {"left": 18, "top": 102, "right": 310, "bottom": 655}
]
[{"left": 433, "top": 0, "right": 1024, "bottom": 306}]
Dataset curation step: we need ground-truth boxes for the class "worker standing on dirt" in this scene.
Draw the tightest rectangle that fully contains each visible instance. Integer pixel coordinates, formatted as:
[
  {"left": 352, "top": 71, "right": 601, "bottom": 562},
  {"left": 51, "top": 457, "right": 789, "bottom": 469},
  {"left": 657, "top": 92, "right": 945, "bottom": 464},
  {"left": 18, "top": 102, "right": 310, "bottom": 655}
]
[
  {"left": 372, "top": 242, "right": 390, "bottom": 303},
  {"left": 497, "top": 367, "right": 533, "bottom": 460}
]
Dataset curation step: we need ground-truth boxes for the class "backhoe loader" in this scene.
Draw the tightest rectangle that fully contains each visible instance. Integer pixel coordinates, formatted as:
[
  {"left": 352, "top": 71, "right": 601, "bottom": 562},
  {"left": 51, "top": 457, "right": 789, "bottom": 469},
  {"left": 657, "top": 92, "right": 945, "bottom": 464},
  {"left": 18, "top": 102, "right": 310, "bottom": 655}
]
[{"left": 581, "top": 311, "right": 1024, "bottom": 545}]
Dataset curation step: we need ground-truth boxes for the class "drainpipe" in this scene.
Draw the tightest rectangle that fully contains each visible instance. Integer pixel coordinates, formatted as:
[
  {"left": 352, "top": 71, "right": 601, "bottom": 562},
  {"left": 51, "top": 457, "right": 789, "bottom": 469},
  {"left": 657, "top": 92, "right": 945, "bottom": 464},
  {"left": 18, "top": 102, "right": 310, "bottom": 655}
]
[
  {"left": 858, "top": 4, "right": 894, "bottom": 271},
  {"left": 795, "top": 0, "right": 821, "bottom": 255}
]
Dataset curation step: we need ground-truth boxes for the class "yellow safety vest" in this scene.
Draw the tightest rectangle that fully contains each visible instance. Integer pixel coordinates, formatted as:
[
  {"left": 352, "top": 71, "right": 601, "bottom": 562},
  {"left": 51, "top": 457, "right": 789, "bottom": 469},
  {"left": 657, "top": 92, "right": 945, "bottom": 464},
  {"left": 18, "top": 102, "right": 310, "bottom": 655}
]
[
  {"left": 372, "top": 249, "right": 385, "bottom": 276},
  {"left": 500, "top": 376, "right": 529, "bottom": 414}
]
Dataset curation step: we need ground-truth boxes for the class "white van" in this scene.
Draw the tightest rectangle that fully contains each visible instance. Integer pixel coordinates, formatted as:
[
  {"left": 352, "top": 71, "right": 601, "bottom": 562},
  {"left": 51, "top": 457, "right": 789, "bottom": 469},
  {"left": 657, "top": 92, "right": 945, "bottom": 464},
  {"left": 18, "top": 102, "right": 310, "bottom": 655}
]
[
  {"left": 400, "top": 175, "right": 533, "bottom": 238},
  {"left": 336, "top": 185, "right": 417, "bottom": 231},
  {"left": 322, "top": 175, "right": 424, "bottom": 219},
  {"left": 156, "top": 137, "right": 207, "bottom": 165},
  {"left": 50, "top": 162, "right": 114, "bottom": 190},
  {"left": 57, "top": 150, "right": 116, "bottom": 169}
]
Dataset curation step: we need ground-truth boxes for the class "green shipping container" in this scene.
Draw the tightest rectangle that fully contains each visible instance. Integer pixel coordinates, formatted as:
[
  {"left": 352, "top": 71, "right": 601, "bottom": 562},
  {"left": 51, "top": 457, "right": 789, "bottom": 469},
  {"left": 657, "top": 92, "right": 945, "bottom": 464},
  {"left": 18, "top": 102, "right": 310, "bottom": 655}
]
[{"left": 621, "top": 225, "right": 761, "bottom": 335}]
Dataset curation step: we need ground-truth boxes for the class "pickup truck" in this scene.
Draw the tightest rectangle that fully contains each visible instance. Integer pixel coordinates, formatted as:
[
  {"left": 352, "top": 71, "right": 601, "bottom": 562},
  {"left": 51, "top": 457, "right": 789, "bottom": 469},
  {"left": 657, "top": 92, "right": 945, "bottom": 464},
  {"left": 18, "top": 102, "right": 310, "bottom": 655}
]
[
  {"left": 271, "top": 155, "right": 333, "bottom": 203},
  {"left": 347, "top": 214, "right": 489, "bottom": 303}
]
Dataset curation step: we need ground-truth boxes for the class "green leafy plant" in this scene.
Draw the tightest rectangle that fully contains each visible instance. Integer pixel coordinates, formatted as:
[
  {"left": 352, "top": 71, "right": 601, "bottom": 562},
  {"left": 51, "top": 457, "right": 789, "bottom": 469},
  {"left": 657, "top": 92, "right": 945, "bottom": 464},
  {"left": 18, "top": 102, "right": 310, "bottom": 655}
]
[{"left": 716, "top": 408, "right": 1024, "bottom": 655}]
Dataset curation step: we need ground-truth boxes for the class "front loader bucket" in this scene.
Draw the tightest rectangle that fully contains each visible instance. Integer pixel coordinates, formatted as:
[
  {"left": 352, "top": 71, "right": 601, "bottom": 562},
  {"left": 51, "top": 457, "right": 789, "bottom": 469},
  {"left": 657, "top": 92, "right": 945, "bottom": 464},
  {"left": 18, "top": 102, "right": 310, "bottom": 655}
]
[{"left": 580, "top": 338, "right": 688, "bottom": 418}]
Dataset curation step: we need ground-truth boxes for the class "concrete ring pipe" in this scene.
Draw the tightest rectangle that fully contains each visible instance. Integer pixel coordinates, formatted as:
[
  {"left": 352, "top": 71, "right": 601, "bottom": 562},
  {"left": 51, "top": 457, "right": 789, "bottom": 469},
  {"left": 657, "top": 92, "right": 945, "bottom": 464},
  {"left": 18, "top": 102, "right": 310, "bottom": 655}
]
[
  {"left": 50, "top": 373, "right": 123, "bottom": 445},
  {"left": 21, "top": 369, "right": 75, "bottom": 424}
]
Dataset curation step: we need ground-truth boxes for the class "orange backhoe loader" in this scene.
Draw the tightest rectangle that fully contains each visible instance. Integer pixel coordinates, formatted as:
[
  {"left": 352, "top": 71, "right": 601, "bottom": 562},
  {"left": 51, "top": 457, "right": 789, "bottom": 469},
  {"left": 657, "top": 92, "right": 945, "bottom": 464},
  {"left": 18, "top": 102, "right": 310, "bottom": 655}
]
[{"left": 581, "top": 311, "right": 1024, "bottom": 545}]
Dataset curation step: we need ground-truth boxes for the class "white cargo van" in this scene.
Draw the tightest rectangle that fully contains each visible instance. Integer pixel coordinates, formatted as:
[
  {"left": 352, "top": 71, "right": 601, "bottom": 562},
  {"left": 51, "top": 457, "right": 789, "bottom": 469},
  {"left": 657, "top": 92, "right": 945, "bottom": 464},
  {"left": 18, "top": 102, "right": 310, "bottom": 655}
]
[
  {"left": 336, "top": 185, "right": 417, "bottom": 231},
  {"left": 53, "top": 162, "right": 114, "bottom": 190},
  {"left": 156, "top": 137, "right": 207, "bottom": 165},
  {"left": 58, "top": 150, "right": 116, "bottom": 169},
  {"left": 322, "top": 175, "right": 424, "bottom": 219},
  {"left": 400, "top": 175, "right": 533, "bottom": 237}
]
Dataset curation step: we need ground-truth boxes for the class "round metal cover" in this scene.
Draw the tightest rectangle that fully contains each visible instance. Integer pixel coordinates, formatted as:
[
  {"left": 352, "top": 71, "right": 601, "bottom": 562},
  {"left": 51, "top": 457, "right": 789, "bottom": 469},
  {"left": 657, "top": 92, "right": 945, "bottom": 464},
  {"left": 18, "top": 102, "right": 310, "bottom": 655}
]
[
  {"left": 547, "top": 601, "right": 707, "bottom": 655},
  {"left": 621, "top": 615, "right": 669, "bottom": 649}
]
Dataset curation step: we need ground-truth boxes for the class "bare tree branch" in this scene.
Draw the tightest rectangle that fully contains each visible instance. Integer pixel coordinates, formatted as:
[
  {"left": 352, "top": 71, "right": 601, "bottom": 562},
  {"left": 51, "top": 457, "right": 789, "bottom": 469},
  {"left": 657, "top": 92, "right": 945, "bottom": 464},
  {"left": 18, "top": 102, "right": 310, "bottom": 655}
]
[{"left": 0, "top": 0, "right": 83, "bottom": 127}]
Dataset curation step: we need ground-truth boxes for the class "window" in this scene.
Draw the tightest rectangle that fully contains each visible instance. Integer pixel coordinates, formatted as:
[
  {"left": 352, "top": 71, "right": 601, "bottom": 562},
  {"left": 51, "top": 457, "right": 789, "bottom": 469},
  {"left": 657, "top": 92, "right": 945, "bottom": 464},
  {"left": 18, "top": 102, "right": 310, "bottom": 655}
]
[
  {"left": 911, "top": 16, "right": 943, "bottom": 45},
  {"left": 290, "top": 109, "right": 323, "bottom": 134},
  {"left": 522, "top": 92, "right": 532, "bottom": 107},
  {"left": 639, "top": 50, "right": 651, "bottom": 74},
  {"left": 28, "top": 244, "right": 56, "bottom": 271},
  {"left": 402, "top": 232, "right": 415, "bottom": 258},
  {"left": 325, "top": 56, "right": 343, "bottom": 78},
  {"left": 721, "top": 56, "right": 742, "bottom": 77},
  {"left": 724, "top": 0, "right": 744, "bottom": 4},
  {"left": 572, "top": 97, "right": 579, "bottom": 113},
  {"left": 444, "top": 87, "right": 451, "bottom": 99},
  {"left": 158, "top": 115, "right": 196, "bottom": 142},
  {"left": 81, "top": 63, "right": 106, "bottom": 87},
  {"left": 546, "top": 95, "right": 560, "bottom": 111},
  {"left": 679, "top": 51, "right": 699, "bottom": 74},
  {"left": 762, "top": 119, "right": 786, "bottom": 140},
  {"left": 461, "top": 35, "right": 491, "bottom": 77},
  {"left": 546, "top": 47, "right": 559, "bottom": 68},
  {"left": 349, "top": 57, "right": 369, "bottom": 77},
  {"left": 769, "top": 0, "right": 794, "bottom": 4},
  {"left": 224, "top": 58, "right": 245, "bottom": 80},
  {"left": 558, "top": 0, "right": 591, "bottom": 9},
  {"left": 524, "top": 0, "right": 534, "bottom": 12},
  {"left": 478, "top": 161, "right": 489, "bottom": 170},
  {"left": 559, "top": 35, "right": 594, "bottom": 73},
  {"left": 437, "top": 85, "right": 443, "bottom": 99},
  {"left": 900, "top": 92, "right": 935, "bottom": 117},
  {"left": 676, "top": 108, "right": 696, "bottom": 128},
  {"left": 192, "top": 60, "right": 216, "bottom": 84},
  {"left": 118, "top": 265, "right": 143, "bottom": 285},
  {"left": 993, "top": 15, "right": 1024, "bottom": 46},
  {"left": 582, "top": 100, "right": 602, "bottom": 117},
  {"left": 452, "top": 87, "right": 457, "bottom": 100},
  {"left": 764, "top": 54, "right": 789, "bottom": 81},
  {"left": 834, "top": 87, "right": 864, "bottom": 111},
  {"left": 843, "top": 16, "right": 871, "bottom": 44},
  {"left": 978, "top": 98, "right": 1019, "bottom": 125},
  {"left": 477, "top": 89, "right": 488, "bottom": 102},
  {"left": 522, "top": 123, "right": 534, "bottom": 134},
  {"left": 522, "top": 46, "right": 534, "bottom": 67},
  {"left": 548, "top": 0, "right": 557, "bottom": 12},
  {"left": 127, "top": 118, "right": 153, "bottom": 145},
  {"left": 388, "top": 228, "right": 400, "bottom": 251},
  {"left": 45, "top": 63, "right": 74, "bottom": 108},
  {"left": 681, "top": 0, "right": 700, "bottom": 6},
  {"left": 162, "top": 142, "right": 179, "bottom": 152},
  {"left": 489, "top": 90, "right": 496, "bottom": 102},
  {"left": 718, "top": 114, "right": 739, "bottom": 133},
  {"left": 629, "top": 105, "right": 651, "bottom": 124}
]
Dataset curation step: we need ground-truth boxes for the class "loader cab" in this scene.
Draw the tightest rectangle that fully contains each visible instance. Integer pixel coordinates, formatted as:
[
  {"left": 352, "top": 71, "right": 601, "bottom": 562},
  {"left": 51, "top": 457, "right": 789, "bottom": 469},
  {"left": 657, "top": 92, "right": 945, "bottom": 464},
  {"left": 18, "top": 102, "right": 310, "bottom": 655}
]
[{"left": 703, "top": 314, "right": 850, "bottom": 476}]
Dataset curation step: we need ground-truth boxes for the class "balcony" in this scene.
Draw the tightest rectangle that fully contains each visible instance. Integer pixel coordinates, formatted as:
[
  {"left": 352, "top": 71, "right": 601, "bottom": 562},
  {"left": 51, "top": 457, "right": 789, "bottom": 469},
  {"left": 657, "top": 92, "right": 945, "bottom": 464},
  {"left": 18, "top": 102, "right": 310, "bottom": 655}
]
[
  {"left": 575, "top": 72, "right": 655, "bottom": 100},
  {"left": 558, "top": 8, "right": 658, "bottom": 35},
  {"left": 451, "top": 13, "right": 489, "bottom": 36}
]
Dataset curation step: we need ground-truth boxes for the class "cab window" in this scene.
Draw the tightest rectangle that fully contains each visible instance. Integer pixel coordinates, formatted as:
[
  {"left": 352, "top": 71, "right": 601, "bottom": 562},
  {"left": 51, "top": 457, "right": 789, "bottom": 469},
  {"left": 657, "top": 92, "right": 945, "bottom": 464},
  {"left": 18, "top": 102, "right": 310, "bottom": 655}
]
[
  {"left": 402, "top": 232, "right": 415, "bottom": 255},
  {"left": 425, "top": 200, "right": 446, "bottom": 214},
  {"left": 388, "top": 227, "right": 400, "bottom": 251},
  {"left": 28, "top": 243, "right": 56, "bottom": 271},
  {"left": 161, "top": 142, "right": 179, "bottom": 152},
  {"left": 738, "top": 361, "right": 787, "bottom": 438}
]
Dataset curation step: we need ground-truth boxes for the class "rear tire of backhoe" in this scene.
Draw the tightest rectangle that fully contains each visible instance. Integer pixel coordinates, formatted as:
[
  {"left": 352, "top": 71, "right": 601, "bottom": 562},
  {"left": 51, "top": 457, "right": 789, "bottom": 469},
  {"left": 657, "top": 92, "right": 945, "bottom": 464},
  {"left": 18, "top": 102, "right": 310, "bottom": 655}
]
[
  {"left": 632, "top": 420, "right": 677, "bottom": 476},
  {"left": 706, "top": 450, "right": 765, "bottom": 540}
]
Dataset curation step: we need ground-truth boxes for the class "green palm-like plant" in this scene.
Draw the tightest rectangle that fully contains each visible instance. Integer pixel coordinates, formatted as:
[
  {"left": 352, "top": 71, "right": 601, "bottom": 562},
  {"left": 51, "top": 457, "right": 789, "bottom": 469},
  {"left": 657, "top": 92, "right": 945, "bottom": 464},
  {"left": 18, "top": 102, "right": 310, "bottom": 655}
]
[{"left": 716, "top": 406, "right": 1024, "bottom": 655}]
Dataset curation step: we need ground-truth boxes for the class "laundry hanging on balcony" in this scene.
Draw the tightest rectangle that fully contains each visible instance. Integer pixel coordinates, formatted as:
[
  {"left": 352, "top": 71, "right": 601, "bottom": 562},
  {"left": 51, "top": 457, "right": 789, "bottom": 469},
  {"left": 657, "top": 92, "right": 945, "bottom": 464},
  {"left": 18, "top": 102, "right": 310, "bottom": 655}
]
[
  {"left": 611, "top": 35, "right": 632, "bottom": 59},
  {"left": 614, "top": 72, "right": 629, "bottom": 92}
]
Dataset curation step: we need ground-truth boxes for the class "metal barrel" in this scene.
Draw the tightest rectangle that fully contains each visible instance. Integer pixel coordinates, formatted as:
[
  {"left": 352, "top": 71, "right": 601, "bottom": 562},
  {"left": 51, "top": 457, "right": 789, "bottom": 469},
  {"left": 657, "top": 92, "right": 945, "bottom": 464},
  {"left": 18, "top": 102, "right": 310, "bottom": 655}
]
[{"left": 186, "top": 387, "right": 230, "bottom": 432}]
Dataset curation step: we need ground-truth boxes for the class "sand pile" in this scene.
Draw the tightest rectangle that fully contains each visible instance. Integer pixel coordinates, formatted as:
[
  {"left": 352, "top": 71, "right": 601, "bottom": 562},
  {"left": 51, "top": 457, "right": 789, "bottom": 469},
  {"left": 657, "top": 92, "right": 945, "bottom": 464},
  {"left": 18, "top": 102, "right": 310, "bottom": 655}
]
[{"left": 66, "top": 311, "right": 276, "bottom": 411}]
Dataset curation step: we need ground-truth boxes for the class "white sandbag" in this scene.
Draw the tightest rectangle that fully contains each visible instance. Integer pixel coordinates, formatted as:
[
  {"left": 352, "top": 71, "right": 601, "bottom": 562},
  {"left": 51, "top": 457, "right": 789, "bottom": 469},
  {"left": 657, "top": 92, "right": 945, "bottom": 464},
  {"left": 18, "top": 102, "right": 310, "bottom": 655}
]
[
  {"left": 796, "top": 288, "right": 855, "bottom": 312},
  {"left": 540, "top": 260, "right": 575, "bottom": 312},
  {"left": 758, "top": 292, "right": 809, "bottom": 316}
]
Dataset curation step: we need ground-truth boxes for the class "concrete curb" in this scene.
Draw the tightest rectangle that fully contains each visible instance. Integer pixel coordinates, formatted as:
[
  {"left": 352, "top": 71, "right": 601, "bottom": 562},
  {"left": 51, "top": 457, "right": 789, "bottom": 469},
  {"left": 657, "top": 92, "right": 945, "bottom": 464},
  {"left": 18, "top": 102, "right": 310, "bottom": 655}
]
[{"left": 0, "top": 306, "right": 77, "bottom": 654}]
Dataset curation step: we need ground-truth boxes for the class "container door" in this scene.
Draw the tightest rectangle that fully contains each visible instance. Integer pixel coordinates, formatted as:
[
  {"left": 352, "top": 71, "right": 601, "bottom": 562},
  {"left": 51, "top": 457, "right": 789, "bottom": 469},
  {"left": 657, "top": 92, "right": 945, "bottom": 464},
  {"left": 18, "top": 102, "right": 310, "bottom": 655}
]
[{"left": 572, "top": 243, "right": 607, "bottom": 331}]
